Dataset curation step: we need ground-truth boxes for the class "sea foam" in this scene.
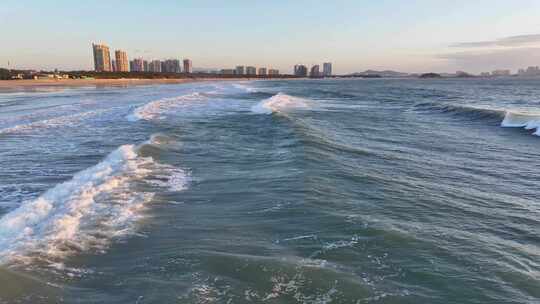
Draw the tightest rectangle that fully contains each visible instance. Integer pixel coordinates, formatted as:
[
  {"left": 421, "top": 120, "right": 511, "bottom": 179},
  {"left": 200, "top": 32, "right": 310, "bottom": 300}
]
[
  {"left": 0, "top": 109, "right": 108, "bottom": 135},
  {"left": 251, "top": 93, "right": 309, "bottom": 114},
  {"left": 501, "top": 111, "right": 540, "bottom": 136},
  {"left": 127, "top": 92, "right": 206, "bottom": 121},
  {"left": 0, "top": 140, "right": 187, "bottom": 265}
]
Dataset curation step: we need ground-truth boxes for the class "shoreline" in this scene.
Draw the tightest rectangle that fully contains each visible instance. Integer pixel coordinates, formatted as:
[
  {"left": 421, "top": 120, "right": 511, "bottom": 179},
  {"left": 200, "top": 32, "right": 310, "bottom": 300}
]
[{"left": 0, "top": 78, "right": 266, "bottom": 91}]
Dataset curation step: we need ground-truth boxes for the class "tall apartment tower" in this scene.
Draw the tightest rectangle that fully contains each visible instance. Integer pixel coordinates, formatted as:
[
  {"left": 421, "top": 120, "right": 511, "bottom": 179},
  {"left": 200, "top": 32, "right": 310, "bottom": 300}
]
[
  {"left": 92, "top": 43, "right": 112, "bottom": 72},
  {"left": 294, "top": 64, "right": 308, "bottom": 77},
  {"left": 149, "top": 60, "right": 162, "bottom": 72},
  {"left": 115, "top": 50, "right": 129, "bottom": 72},
  {"left": 246, "top": 66, "right": 257, "bottom": 75},
  {"left": 161, "top": 59, "right": 181, "bottom": 73},
  {"left": 235, "top": 66, "right": 245, "bottom": 75},
  {"left": 131, "top": 58, "right": 144, "bottom": 72},
  {"left": 258, "top": 67, "right": 267, "bottom": 76},
  {"left": 323, "top": 62, "right": 332, "bottom": 77},
  {"left": 310, "top": 65, "right": 320, "bottom": 78},
  {"left": 143, "top": 60, "right": 149, "bottom": 72},
  {"left": 183, "top": 59, "right": 193, "bottom": 73}
]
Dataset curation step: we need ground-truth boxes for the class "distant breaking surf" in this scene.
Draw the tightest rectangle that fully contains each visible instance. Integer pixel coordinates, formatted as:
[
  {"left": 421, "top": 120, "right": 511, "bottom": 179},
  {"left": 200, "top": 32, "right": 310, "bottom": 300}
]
[
  {"left": 412, "top": 101, "right": 540, "bottom": 137},
  {"left": 251, "top": 93, "right": 310, "bottom": 114},
  {"left": 127, "top": 92, "right": 207, "bottom": 121},
  {"left": 501, "top": 111, "right": 540, "bottom": 136}
]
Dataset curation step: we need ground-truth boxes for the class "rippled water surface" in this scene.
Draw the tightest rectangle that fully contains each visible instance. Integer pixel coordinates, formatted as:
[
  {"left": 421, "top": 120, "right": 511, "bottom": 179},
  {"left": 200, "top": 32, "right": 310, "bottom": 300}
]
[{"left": 0, "top": 78, "right": 539, "bottom": 303}]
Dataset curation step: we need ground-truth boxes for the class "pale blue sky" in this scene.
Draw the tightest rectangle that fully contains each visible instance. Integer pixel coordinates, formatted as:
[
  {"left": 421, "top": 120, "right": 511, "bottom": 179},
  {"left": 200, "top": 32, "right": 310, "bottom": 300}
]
[{"left": 2, "top": 0, "right": 540, "bottom": 73}]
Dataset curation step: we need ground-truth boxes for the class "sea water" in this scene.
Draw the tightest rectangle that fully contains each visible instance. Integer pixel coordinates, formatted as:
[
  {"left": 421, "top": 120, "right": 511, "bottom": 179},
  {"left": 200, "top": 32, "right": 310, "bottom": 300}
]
[{"left": 0, "top": 78, "right": 539, "bottom": 303}]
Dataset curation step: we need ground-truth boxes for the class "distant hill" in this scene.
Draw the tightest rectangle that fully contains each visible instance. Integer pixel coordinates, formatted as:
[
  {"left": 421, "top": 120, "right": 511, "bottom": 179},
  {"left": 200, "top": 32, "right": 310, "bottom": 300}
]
[
  {"left": 347, "top": 70, "right": 411, "bottom": 78},
  {"left": 419, "top": 73, "right": 442, "bottom": 78},
  {"left": 454, "top": 71, "right": 475, "bottom": 78}
]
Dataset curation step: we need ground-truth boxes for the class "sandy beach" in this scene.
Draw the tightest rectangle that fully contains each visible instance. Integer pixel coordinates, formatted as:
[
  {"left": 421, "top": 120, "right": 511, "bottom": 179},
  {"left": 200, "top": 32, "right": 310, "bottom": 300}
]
[{"left": 0, "top": 78, "right": 258, "bottom": 91}]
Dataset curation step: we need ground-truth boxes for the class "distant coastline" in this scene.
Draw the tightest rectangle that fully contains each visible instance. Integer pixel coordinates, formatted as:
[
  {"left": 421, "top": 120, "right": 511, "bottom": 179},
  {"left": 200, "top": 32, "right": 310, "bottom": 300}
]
[{"left": 0, "top": 77, "right": 280, "bottom": 91}]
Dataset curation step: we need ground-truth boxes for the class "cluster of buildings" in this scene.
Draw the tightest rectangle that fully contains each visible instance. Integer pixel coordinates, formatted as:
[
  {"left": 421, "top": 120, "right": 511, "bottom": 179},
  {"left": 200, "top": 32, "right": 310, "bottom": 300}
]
[
  {"left": 92, "top": 43, "right": 192, "bottom": 73},
  {"left": 91, "top": 43, "right": 338, "bottom": 78},
  {"left": 294, "top": 62, "right": 332, "bottom": 77},
  {"left": 478, "top": 66, "right": 540, "bottom": 77},
  {"left": 517, "top": 66, "right": 540, "bottom": 77},
  {"left": 219, "top": 66, "right": 279, "bottom": 76},
  {"left": 128, "top": 58, "right": 191, "bottom": 73},
  {"left": 479, "top": 69, "right": 511, "bottom": 77}
]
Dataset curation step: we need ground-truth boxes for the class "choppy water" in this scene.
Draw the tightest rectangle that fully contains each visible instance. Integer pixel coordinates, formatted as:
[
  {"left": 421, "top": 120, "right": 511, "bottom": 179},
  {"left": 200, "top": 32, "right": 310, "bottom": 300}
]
[{"left": 0, "top": 78, "right": 539, "bottom": 303}]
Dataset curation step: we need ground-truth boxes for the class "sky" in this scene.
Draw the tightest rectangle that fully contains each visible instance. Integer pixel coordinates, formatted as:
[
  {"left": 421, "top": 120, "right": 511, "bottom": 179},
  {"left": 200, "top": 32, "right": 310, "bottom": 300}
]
[{"left": 1, "top": 0, "right": 540, "bottom": 74}]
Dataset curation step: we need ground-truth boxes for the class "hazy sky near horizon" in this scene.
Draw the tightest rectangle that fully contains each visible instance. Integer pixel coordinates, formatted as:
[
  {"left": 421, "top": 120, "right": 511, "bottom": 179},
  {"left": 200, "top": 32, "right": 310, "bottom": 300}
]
[{"left": 2, "top": 0, "right": 540, "bottom": 74}]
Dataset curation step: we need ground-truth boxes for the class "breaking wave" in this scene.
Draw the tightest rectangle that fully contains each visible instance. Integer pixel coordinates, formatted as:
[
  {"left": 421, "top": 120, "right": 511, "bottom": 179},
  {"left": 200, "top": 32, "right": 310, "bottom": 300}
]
[
  {"left": 0, "top": 137, "right": 188, "bottom": 266},
  {"left": 413, "top": 101, "right": 540, "bottom": 137},
  {"left": 501, "top": 111, "right": 540, "bottom": 136},
  {"left": 127, "top": 92, "right": 207, "bottom": 121},
  {"left": 0, "top": 109, "right": 109, "bottom": 135},
  {"left": 412, "top": 101, "right": 505, "bottom": 121},
  {"left": 251, "top": 93, "right": 310, "bottom": 114}
]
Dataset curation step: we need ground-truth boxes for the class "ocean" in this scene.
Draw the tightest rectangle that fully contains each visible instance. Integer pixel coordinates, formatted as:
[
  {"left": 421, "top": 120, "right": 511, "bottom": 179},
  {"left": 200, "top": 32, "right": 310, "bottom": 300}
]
[{"left": 0, "top": 78, "right": 539, "bottom": 303}]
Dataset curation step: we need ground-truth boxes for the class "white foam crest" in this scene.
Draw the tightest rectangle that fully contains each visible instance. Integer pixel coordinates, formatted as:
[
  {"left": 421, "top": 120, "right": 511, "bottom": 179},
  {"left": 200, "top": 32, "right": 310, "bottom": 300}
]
[
  {"left": 142, "top": 134, "right": 190, "bottom": 191},
  {"left": 251, "top": 93, "right": 309, "bottom": 114},
  {"left": 0, "top": 109, "right": 108, "bottom": 135},
  {"left": 127, "top": 92, "right": 206, "bottom": 121},
  {"left": 0, "top": 145, "right": 154, "bottom": 264},
  {"left": 232, "top": 83, "right": 257, "bottom": 93},
  {"left": 501, "top": 111, "right": 540, "bottom": 136},
  {"left": 147, "top": 165, "right": 190, "bottom": 192}
]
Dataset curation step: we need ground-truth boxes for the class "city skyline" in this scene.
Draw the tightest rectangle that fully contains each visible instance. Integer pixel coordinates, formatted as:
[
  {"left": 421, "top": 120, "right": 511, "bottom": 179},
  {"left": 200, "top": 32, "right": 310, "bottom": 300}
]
[
  {"left": 89, "top": 42, "right": 286, "bottom": 76},
  {"left": 64, "top": 42, "right": 540, "bottom": 78},
  {"left": 2, "top": 1, "right": 540, "bottom": 73}
]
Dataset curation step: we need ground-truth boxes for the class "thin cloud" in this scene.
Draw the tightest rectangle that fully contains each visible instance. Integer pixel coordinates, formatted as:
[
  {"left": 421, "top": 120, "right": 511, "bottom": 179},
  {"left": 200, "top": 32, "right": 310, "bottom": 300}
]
[
  {"left": 451, "top": 34, "right": 540, "bottom": 48},
  {"left": 438, "top": 47, "right": 540, "bottom": 72}
]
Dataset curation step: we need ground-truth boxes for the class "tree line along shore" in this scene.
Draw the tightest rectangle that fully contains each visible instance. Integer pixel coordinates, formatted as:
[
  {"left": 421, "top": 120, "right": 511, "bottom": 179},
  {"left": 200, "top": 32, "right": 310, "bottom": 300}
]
[{"left": 0, "top": 68, "right": 299, "bottom": 81}]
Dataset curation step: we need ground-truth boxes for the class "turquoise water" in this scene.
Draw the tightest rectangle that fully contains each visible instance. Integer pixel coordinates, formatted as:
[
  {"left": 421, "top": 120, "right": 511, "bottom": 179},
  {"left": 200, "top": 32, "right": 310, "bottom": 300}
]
[{"left": 0, "top": 79, "right": 539, "bottom": 303}]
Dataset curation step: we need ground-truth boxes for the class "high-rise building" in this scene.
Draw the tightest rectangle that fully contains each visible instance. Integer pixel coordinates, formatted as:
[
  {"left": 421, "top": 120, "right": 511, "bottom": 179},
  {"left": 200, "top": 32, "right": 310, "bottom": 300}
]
[
  {"left": 268, "top": 69, "right": 279, "bottom": 76},
  {"left": 310, "top": 65, "right": 320, "bottom": 78},
  {"left": 114, "top": 50, "right": 129, "bottom": 72},
  {"left": 161, "top": 61, "right": 167, "bottom": 73},
  {"left": 246, "top": 66, "right": 257, "bottom": 75},
  {"left": 159, "top": 59, "right": 181, "bottom": 73},
  {"left": 130, "top": 58, "right": 144, "bottom": 72},
  {"left": 92, "top": 43, "right": 112, "bottom": 72},
  {"left": 258, "top": 67, "right": 267, "bottom": 76},
  {"left": 143, "top": 60, "right": 149, "bottom": 72},
  {"left": 518, "top": 66, "right": 540, "bottom": 76},
  {"left": 111, "top": 60, "right": 116, "bottom": 72},
  {"left": 323, "top": 62, "right": 332, "bottom": 77},
  {"left": 183, "top": 59, "right": 193, "bottom": 74},
  {"left": 149, "top": 60, "right": 162, "bottom": 73},
  {"left": 294, "top": 64, "right": 308, "bottom": 77},
  {"left": 235, "top": 66, "right": 245, "bottom": 75}
]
